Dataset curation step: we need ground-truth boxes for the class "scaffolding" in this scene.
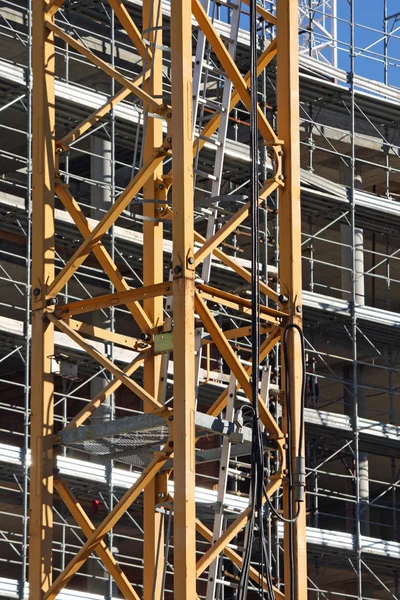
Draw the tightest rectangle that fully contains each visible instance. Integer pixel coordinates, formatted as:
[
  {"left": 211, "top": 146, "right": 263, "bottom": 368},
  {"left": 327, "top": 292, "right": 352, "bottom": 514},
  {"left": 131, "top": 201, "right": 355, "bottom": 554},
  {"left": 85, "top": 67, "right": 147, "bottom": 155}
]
[{"left": 0, "top": 0, "right": 399, "bottom": 599}]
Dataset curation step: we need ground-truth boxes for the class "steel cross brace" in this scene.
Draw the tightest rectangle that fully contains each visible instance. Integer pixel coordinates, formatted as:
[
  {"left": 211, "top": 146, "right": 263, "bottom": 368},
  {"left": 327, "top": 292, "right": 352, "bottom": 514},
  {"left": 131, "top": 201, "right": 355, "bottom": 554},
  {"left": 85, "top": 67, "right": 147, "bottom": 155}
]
[
  {"left": 193, "top": 38, "right": 277, "bottom": 157},
  {"left": 54, "top": 478, "right": 140, "bottom": 600},
  {"left": 48, "top": 150, "right": 167, "bottom": 298},
  {"left": 44, "top": 453, "right": 169, "bottom": 600},
  {"left": 195, "top": 291, "right": 283, "bottom": 439},
  {"left": 47, "top": 313, "right": 162, "bottom": 411}
]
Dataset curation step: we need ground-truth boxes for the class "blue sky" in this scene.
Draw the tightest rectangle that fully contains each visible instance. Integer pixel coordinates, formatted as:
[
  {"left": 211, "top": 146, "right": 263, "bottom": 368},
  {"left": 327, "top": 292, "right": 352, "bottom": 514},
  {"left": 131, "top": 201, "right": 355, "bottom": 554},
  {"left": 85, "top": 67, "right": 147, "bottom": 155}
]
[
  {"left": 232, "top": 1, "right": 400, "bottom": 88},
  {"left": 338, "top": 0, "right": 400, "bottom": 86}
]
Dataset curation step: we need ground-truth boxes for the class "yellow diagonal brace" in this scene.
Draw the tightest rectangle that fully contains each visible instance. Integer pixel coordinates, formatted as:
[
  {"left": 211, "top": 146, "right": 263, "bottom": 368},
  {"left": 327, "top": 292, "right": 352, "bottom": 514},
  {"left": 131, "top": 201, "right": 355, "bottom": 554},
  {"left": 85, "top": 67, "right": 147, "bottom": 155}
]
[
  {"left": 196, "top": 516, "right": 284, "bottom": 600},
  {"left": 44, "top": 453, "right": 168, "bottom": 600},
  {"left": 65, "top": 317, "right": 142, "bottom": 350},
  {"left": 46, "top": 21, "right": 160, "bottom": 111},
  {"left": 194, "top": 230, "right": 279, "bottom": 304},
  {"left": 64, "top": 349, "right": 150, "bottom": 430},
  {"left": 207, "top": 328, "right": 280, "bottom": 417},
  {"left": 195, "top": 292, "right": 283, "bottom": 439},
  {"left": 196, "top": 283, "right": 286, "bottom": 320},
  {"left": 193, "top": 39, "right": 277, "bottom": 156},
  {"left": 108, "top": 0, "right": 150, "bottom": 60},
  {"left": 47, "top": 313, "right": 162, "bottom": 411},
  {"left": 58, "top": 86, "right": 129, "bottom": 150},
  {"left": 45, "top": 0, "right": 64, "bottom": 16},
  {"left": 54, "top": 478, "right": 140, "bottom": 600},
  {"left": 48, "top": 149, "right": 166, "bottom": 298},
  {"left": 196, "top": 475, "right": 282, "bottom": 577},
  {"left": 56, "top": 183, "right": 152, "bottom": 332},
  {"left": 241, "top": 0, "right": 276, "bottom": 25},
  {"left": 192, "top": 0, "right": 279, "bottom": 145},
  {"left": 202, "top": 323, "right": 272, "bottom": 345},
  {"left": 194, "top": 179, "right": 279, "bottom": 266}
]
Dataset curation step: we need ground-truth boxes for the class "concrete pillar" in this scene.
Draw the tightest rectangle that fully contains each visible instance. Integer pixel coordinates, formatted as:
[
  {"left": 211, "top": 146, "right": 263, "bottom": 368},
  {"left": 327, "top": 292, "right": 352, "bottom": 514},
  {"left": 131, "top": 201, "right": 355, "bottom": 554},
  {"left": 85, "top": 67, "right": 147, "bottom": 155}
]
[
  {"left": 340, "top": 162, "right": 369, "bottom": 538},
  {"left": 340, "top": 161, "right": 364, "bottom": 304},
  {"left": 89, "top": 136, "right": 112, "bottom": 422},
  {"left": 86, "top": 136, "right": 112, "bottom": 592},
  {"left": 340, "top": 224, "right": 365, "bottom": 305}
]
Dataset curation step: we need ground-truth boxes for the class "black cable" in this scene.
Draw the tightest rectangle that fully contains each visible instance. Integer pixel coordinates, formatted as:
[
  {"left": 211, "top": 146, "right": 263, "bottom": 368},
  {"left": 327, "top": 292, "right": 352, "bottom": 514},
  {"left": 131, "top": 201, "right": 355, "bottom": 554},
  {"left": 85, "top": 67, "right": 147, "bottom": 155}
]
[
  {"left": 236, "top": 0, "right": 273, "bottom": 597},
  {"left": 235, "top": 2, "right": 306, "bottom": 598}
]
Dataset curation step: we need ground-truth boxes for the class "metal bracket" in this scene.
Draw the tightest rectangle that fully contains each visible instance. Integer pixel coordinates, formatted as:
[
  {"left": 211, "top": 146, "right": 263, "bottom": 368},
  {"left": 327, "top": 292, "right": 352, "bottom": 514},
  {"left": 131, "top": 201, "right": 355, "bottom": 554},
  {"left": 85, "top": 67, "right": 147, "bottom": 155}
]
[{"left": 154, "top": 331, "right": 173, "bottom": 354}]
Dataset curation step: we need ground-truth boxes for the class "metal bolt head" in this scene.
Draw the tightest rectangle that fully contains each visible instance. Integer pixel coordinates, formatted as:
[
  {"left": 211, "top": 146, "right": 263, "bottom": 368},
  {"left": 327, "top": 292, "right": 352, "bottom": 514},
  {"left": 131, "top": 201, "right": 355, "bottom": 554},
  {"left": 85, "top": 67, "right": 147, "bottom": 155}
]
[
  {"left": 296, "top": 305, "right": 302, "bottom": 314},
  {"left": 174, "top": 265, "right": 182, "bottom": 274},
  {"left": 188, "top": 257, "right": 195, "bottom": 265},
  {"left": 168, "top": 415, "right": 173, "bottom": 421},
  {"left": 33, "top": 288, "right": 40, "bottom": 297}
]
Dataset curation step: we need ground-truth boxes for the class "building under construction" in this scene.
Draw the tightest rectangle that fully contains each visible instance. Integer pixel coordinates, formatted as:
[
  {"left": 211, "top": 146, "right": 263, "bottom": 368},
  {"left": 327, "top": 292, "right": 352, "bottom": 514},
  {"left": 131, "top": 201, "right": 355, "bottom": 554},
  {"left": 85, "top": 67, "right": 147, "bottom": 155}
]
[{"left": 0, "top": 0, "right": 399, "bottom": 598}]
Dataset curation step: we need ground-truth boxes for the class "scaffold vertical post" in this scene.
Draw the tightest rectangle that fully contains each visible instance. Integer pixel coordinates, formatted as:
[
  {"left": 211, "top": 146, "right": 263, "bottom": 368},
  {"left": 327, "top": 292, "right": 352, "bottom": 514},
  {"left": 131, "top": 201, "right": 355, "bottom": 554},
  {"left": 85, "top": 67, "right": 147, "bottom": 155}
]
[
  {"left": 171, "top": 0, "right": 197, "bottom": 597},
  {"left": 29, "top": 1, "right": 56, "bottom": 597}
]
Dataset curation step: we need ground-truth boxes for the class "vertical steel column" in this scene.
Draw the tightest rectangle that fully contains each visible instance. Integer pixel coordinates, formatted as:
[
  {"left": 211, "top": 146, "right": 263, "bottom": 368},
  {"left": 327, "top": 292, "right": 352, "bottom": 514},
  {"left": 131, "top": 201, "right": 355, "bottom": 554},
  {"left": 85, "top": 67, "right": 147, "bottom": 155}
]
[
  {"left": 276, "top": 1, "right": 308, "bottom": 598},
  {"left": 142, "top": 1, "right": 164, "bottom": 597},
  {"left": 29, "top": 2, "right": 56, "bottom": 597},
  {"left": 171, "top": 0, "right": 196, "bottom": 597}
]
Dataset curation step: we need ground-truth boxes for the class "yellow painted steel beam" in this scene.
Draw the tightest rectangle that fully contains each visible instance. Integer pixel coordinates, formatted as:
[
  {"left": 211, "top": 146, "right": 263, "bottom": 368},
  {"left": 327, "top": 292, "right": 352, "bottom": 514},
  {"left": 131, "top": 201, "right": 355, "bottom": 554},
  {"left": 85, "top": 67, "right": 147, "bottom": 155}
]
[
  {"left": 197, "top": 291, "right": 279, "bottom": 325},
  {"left": 47, "top": 149, "right": 166, "bottom": 298},
  {"left": 195, "top": 292, "right": 283, "bottom": 439},
  {"left": 142, "top": 0, "right": 165, "bottom": 596},
  {"left": 194, "top": 230, "right": 279, "bottom": 304},
  {"left": 193, "top": 39, "right": 277, "bottom": 156},
  {"left": 192, "top": 0, "right": 279, "bottom": 145},
  {"left": 276, "top": 1, "right": 308, "bottom": 597},
  {"left": 55, "top": 281, "right": 170, "bottom": 321},
  {"left": 44, "top": 453, "right": 168, "bottom": 600},
  {"left": 195, "top": 516, "right": 284, "bottom": 600},
  {"left": 46, "top": 21, "right": 161, "bottom": 111},
  {"left": 206, "top": 327, "right": 281, "bottom": 417},
  {"left": 241, "top": 0, "right": 276, "bottom": 25},
  {"left": 197, "top": 283, "right": 287, "bottom": 321},
  {"left": 171, "top": 0, "right": 197, "bottom": 597},
  {"left": 55, "top": 182, "right": 152, "bottom": 332},
  {"left": 194, "top": 179, "right": 280, "bottom": 266},
  {"left": 108, "top": 0, "right": 150, "bottom": 60},
  {"left": 63, "top": 349, "right": 151, "bottom": 430},
  {"left": 29, "top": 3, "right": 56, "bottom": 597},
  {"left": 195, "top": 475, "right": 282, "bottom": 577},
  {"left": 48, "top": 313, "right": 162, "bottom": 411},
  {"left": 58, "top": 86, "right": 133, "bottom": 151},
  {"left": 45, "top": 0, "right": 64, "bottom": 17},
  {"left": 65, "top": 317, "right": 143, "bottom": 349},
  {"left": 202, "top": 323, "right": 273, "bottom": 345},
  {"left": 54, "top": 479, "right": 140, "bottom": 600}
]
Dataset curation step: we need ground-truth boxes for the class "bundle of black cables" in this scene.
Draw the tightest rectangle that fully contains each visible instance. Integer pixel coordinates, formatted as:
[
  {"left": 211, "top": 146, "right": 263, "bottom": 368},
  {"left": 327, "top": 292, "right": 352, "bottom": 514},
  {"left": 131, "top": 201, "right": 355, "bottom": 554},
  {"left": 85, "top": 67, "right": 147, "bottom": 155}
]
[
  {"left": 236, "top": 0, "right": 272, "bottom": 597},
  {"left": 235, "top": 0, "right": 306, "bottom": 597}
]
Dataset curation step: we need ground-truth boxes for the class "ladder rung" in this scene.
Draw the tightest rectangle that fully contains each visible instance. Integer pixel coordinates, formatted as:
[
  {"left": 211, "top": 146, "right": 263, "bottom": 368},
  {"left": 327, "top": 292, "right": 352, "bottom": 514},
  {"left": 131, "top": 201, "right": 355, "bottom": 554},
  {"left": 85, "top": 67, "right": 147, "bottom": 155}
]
[
  {"left": 199, "top": 134, "right": 221, "bottom": 147},
  {"left": 195, "top": 169, "right": 218, "bottom": 181}
]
